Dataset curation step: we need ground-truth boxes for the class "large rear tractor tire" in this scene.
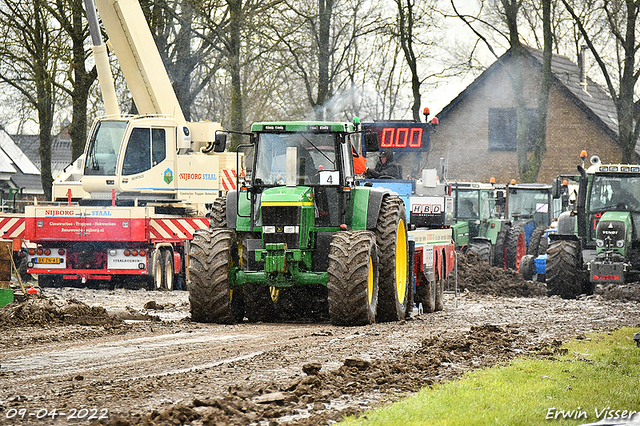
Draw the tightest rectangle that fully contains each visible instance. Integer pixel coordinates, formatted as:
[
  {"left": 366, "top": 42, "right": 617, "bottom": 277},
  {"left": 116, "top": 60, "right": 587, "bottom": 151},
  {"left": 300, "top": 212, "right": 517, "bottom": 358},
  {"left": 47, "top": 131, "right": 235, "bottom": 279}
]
[
  {"left": 374, "top": 196, "right": 410, "bottom": 322},
  {"left": 209, "top": 197, "right": 227, "bottom": 229},
  {"left": 505, "top": 225, "right": 526, "bottom": 271},
  {"left": 188, "top": 229, "right": 238, "bottom": 324},
  {"left": 527, "top": 226, "right": 548, "bottom": 256},
  {"left": 546, "top": 239, "right": 582, "bottom": 299},
  {"left": 327, "top": 231, "right": 379, "bottom": 326}
]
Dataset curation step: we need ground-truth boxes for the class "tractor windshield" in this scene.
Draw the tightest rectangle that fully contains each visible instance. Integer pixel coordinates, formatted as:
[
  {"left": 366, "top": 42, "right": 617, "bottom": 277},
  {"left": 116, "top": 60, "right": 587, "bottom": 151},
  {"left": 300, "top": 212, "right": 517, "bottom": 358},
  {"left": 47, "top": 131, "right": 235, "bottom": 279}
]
[
  {"left": 455, "top": 189, "right": 479, "bottom": 219},
  {"left": 508, "top": 189, "right": 552, "bottom": 227},
  {"left": 84, "top": 120, "right": 128, "bottom": 176},
  {"left": 254, "top": 132, "right": 337, "bottom": 186},
  {"left": 590, "top": 175, "right": 640, "bottom": 212}
]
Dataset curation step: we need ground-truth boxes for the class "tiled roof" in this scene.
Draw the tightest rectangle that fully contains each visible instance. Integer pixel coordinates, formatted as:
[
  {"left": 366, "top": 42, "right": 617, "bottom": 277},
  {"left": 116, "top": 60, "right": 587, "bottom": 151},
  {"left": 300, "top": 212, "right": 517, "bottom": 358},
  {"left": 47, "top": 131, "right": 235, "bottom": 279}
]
[{"left": 437, "top": 46, "right": 630, "bottom": 153}]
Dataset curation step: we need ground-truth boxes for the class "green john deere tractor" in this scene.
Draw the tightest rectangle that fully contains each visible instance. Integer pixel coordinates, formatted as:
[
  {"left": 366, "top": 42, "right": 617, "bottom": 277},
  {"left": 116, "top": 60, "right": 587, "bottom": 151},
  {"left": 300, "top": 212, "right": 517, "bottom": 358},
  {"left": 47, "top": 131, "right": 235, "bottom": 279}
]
[
  {"left": 187, "top": 120, "right": 411, "bottom": 326},
  {"left": 547, "top": 154, "right": 640, "bottom": 299}
]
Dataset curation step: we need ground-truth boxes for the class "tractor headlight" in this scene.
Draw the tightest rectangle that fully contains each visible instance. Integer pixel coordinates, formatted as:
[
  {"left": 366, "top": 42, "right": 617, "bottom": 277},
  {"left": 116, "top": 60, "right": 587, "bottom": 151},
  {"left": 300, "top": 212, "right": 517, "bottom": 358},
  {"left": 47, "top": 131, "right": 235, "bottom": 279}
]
[
  {"left": 283, "top": 226, "right": 299, "bottom": 234},
  {"left": 617, "top": 240, "right": 625, "bottom": 248},
  {"left": 596, "top": 239, "right": 604, "bottom": 248},
  {"left": 263, "top": 226, "right": 276, "bottom": 234}
]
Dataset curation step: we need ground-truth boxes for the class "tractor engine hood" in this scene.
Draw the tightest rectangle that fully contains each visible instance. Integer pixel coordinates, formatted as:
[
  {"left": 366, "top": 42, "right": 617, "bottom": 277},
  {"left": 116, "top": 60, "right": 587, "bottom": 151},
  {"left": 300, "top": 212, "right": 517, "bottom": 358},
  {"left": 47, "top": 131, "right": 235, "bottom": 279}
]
[
  {"left": 595, "top": 211, "right": 632, "bottom": 255},
  {"left": 260, "top": 186, "right": 315, "bottom": 250}
]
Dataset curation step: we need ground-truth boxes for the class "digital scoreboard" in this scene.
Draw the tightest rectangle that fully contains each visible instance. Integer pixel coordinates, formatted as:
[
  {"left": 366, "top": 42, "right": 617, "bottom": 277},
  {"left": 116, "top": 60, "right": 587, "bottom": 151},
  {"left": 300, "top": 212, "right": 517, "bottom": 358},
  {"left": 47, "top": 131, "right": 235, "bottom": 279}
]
[{"left": 362, "top": 122, "right": 430, "bottom": 153}]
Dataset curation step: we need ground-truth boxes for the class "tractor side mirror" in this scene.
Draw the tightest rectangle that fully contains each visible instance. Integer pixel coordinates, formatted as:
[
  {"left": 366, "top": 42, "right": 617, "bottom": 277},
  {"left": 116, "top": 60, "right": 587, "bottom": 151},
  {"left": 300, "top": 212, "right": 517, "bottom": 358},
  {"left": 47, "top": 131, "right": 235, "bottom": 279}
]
[
  {"left": 551, "top": 178, "right": 561, "bottom": 199},
  {"left": 213, "top": 132, "right": 227, "bottom": 153},
  {"left": 364, "top": 132, "right": 379, "bottom": 152}
]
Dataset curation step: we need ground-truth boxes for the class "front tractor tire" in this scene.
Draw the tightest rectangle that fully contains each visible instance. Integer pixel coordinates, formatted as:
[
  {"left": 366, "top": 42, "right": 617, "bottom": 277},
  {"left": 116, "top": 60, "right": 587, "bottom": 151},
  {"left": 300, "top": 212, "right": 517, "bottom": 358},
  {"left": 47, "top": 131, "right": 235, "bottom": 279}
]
[
  {"left": 327, "top": 231, "right": 379, "bottom": 326},
  {"left": 374, "top": 196, "right": 410, "bottom": 322},
  {"left": 546, "top": 239, "right": 583, "bottom": 299},
  {"left": 468, "top": 239, "right": 492, "bottom": 263},
  {"left": 188, "top": 229, "right": 239, "bottom": 324}
]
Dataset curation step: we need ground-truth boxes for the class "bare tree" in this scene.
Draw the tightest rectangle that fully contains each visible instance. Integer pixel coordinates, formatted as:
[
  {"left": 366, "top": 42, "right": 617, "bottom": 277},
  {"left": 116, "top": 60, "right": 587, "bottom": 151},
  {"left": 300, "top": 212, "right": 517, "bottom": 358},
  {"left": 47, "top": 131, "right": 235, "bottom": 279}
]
[
  {"left": 47, "top": 0, "right": 98, "bottom": 161},
  {"left": 271, "top": 0, "right": 383, "bottom": 120},
  {"left": 451, "top": 0, "right": 554, "bottom": 182},
  {"left": 0, "top": 0, "right": 63, "bottom": 199},
  {"left": 392, "top": 0, "right": 443, "bottom": 122},
  {"left": 562, "top": 0, "right": 640, "bottom": 164}
]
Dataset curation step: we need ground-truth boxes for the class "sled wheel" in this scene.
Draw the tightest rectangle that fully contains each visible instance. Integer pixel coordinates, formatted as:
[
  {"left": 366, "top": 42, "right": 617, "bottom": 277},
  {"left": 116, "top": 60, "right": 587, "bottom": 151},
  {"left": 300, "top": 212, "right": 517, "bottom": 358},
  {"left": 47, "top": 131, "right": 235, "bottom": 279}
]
[
  {"left": 415, "top": 271, "right": 436, "bottom": 313},
  {"left": 327, "top": 230, "right": 379, "bottom": 326},
  {"left": 374, "top": 196, "right": 409, "bottom": 322},
  {"left": 546, "top": 239, "right": 582, "bottom": 299},
  {"left": 188, "top": 229, "right": 237, "bottom": 323}
]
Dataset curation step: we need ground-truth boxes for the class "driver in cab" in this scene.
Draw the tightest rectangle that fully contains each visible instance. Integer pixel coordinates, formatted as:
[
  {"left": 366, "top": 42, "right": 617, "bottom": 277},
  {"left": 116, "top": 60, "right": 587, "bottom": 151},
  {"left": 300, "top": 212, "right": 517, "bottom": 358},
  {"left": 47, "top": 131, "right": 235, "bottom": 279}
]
[{"left": 364, "top": 149, "right": 402, "bottom": 179}]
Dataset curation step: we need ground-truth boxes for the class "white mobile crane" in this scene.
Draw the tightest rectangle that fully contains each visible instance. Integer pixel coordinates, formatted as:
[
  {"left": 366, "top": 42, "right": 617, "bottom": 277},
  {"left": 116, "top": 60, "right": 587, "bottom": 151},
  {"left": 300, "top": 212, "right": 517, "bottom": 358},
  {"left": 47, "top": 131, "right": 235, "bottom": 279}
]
[{"left": 24, "top": 0, "right": 239, "bottom": 289}]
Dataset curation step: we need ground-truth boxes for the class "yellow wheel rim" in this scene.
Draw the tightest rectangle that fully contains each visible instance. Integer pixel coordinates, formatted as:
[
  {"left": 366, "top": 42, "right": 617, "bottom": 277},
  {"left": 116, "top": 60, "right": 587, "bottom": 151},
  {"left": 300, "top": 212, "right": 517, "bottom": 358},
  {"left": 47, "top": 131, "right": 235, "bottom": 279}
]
[
  {"left": 395, "top": 219, "right": 407, "bottom": 304},
  {"left": 270, "top": 286, "right": 280, "bottom": 303},
  {"left": 368, "top": 256, "right": 374, "bottom": 304}
]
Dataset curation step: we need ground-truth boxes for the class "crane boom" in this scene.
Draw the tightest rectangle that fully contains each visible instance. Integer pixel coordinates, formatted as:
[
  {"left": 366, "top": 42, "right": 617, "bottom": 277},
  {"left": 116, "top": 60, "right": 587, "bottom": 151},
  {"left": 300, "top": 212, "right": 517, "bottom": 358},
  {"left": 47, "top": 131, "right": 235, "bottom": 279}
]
[{"left": 93, "top": 0, "right": 185, "bottom": 122}]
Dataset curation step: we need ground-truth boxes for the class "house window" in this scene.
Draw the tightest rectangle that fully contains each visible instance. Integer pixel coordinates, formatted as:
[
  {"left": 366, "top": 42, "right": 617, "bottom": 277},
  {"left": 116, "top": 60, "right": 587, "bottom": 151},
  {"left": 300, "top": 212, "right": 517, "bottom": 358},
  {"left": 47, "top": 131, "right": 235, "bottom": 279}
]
[{"left": 488, "top": 108, "right": 538, "bottom": 151}]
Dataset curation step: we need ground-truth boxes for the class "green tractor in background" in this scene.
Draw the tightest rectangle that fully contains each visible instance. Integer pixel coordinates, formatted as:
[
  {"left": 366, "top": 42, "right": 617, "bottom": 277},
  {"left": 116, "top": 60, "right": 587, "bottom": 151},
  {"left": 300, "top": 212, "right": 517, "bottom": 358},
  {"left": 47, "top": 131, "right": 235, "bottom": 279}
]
[
  {"left": 506, "top": 182, "right": 566, "bottom": 258},
  {"left": 450, "top": 182, "right": 523, "bottom": 269},
  {"left": 187, "top": 120, "right": 411, "bottom": 326},
  {"left": 546, "top": 153, "right": 640, "bottom": 299}
]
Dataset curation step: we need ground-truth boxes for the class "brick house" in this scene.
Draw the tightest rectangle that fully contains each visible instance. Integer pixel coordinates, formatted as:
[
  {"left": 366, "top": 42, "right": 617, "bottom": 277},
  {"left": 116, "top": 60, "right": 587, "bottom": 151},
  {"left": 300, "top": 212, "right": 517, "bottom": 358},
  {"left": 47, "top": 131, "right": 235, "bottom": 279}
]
[{"left": 423, "top": 46, "right": 624, "bottom": 184}]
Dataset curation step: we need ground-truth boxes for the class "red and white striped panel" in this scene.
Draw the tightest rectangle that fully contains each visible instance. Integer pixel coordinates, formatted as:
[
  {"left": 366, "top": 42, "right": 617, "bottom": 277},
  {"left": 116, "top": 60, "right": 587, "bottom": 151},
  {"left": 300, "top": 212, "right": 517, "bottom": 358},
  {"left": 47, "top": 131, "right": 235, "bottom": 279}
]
[
  {"left": 220, "top": 169, "right": 247, "bottom": 191},
  {"left": 0, "top": 216, "right": 25, "bottom": 239},
  {"left": 149, "top": 218, "right": 210, "bottom": 240},
  {"left": 221, "top": 169, "right": 237, "bottom": 191}
]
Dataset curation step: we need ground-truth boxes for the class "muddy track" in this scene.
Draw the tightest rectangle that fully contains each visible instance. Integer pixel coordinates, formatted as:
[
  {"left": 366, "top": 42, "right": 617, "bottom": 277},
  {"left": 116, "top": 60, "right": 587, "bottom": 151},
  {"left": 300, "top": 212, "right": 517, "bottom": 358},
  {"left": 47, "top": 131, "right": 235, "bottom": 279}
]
[{"left": 1, "top": 254, "right": 639, "bottom": 425}]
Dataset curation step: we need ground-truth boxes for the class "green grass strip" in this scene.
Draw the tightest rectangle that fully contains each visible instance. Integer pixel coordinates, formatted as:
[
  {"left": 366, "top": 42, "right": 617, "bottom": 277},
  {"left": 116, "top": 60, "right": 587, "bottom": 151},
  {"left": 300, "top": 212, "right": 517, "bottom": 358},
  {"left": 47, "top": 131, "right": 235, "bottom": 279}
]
[{"left": 342, "top": 327, "right": 640, "bottom": 426}]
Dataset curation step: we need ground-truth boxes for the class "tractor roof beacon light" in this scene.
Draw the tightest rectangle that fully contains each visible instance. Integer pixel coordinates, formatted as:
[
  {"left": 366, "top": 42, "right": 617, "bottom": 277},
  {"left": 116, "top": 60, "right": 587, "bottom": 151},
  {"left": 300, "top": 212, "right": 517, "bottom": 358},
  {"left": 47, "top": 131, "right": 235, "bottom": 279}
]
[
  {"left": 423, "top": 107, "right": 430, "bottom": 122},
  {"left": 581, "top": 150, "right": 588, "bottom": 168}
]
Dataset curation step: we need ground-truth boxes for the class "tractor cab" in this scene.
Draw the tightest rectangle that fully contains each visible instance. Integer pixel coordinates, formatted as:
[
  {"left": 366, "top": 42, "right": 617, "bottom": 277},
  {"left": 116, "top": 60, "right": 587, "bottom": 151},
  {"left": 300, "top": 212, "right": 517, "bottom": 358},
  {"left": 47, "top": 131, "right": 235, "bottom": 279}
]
[{"left": 238, "top": 122, "right": 376, "bottom": 232}]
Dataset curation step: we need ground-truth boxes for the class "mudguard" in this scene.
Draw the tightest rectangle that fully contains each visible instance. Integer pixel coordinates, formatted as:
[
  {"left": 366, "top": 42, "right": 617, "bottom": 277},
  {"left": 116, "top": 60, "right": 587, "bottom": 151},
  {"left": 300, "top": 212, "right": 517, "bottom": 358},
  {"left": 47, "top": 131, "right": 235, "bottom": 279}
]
[
  {"left": 226, "top": 190, "right": 237, "bottom": 229},
  {"left": 549, "top": 211, "right": 579, "bottom": 241},
  {"left": 366, "top": 187, "right": 392, "bottom": 230}
]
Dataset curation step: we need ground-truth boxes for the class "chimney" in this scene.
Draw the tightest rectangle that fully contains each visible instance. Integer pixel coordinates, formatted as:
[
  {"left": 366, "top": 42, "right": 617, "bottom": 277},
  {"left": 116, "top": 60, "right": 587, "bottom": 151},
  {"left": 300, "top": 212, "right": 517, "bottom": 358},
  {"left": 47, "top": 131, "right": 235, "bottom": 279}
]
[{"left": 579, "top": 45, "right": 588, "bottom": 92}]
